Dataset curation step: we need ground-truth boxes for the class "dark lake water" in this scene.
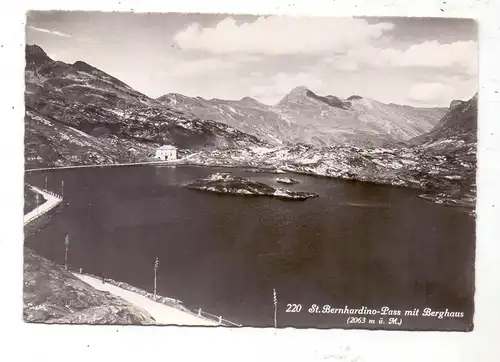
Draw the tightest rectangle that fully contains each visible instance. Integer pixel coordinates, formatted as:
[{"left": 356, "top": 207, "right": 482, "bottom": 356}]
[{"left": 25, "top": 165, "right": 475, "bottom": 330}]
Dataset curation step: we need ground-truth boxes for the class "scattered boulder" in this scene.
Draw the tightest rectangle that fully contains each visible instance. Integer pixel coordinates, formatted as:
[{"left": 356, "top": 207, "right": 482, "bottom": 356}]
[{"left": 276, "top": 177, "right": 300, "bottom": 185}]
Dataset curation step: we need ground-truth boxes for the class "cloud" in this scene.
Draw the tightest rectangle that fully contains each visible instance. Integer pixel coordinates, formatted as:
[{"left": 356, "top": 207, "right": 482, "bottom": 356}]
[
  {"left": 406, "top": 82, "right": 458, "bottom": 105},
  {"left": 173, "top": 57, "right": 238, "bottom": 76},
  {"left": 172, "top": 16, "right": 477, "bottom": 79},
  {"left": 347, "top": 40, "right": 477, "bottom": 75},
  {"left": 248, "top": 70, "right": 476, "bottom": 107},
  {"left": 155, "top": 54, "right": 262, "bottom": 80},
  {"left": 322, "top": 56, "right": 359, "bottom": 71},
  {"left": 27, "top": 25, "right": 71, "bottom": 38},
  {"left": 173, "top": 16, "right": 394, "bottom": 55}
]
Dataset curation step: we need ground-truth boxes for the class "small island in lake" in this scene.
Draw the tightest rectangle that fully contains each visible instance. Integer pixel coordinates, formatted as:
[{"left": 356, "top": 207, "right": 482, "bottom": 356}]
[
  {"left": 244, "top": 168, "right": 287, "bottom": 174},
  {"left": 184, "top": 173, "right": 318, "bottom": 200},
  {"left": 276, "top": 177, "right": 300, "bottom": 185}
]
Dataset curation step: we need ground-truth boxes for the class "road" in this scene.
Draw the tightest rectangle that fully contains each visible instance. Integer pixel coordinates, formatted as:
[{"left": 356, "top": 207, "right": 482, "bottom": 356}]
[
  {"left": 24, "top": 183, "right": 219, "bottom": 326},
  {"left": 25, "top": 153, "right": 201, "bottom": 173},
  {"left": 24, "top": 186, "right": 63, "bottom": 225},
  {"left": 73, "top": 273, "right": 218, "bottom": 326}
]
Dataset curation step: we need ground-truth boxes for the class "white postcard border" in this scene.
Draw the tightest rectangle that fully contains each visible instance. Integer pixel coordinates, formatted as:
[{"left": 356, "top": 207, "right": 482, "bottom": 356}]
[{"left": 1, "top": 0, "right": 499, "bottom": 361}]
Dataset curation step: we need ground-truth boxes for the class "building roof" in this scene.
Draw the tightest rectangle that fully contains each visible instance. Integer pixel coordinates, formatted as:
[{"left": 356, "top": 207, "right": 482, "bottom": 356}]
[{"left": 158, "top": 145, "right": 177, "bottom": 150}]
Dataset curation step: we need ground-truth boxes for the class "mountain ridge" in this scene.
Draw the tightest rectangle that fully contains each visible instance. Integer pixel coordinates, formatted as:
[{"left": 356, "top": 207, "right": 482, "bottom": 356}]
[
  {"left": 180, "top": 91, "right": 477, "bottom": 207},
  {"left": 410, "top": 92, "right": 477, "bottom": 152},
  {"left": 157, "top": 85, "right": 448, "bottom": 147},
  {"left": 185, "top": 89, "right": 477, "bottom": 208},
  {"left": 159, "top": 85, "right": 447, "bottom": 114},
  {"left": 156, "top": 85, "right": 447, "bottom": 146},
  {"left": 24, "top": 44, "right": 266, "bottom": 169}
]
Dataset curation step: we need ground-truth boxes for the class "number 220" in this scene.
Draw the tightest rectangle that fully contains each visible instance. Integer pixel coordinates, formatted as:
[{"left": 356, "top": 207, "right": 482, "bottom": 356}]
[{"left": 286, "top": 304, "right": 302, "bottom": 312}]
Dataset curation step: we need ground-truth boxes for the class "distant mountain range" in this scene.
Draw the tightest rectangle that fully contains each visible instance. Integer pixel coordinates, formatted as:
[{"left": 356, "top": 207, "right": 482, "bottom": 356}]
[
  {"left": 24, "top": 44, "right": 477, "bottom": 207},
  {"left": 158, "top": 86, "right": 447, "bottom": 147},
  {"left": 186, "top": 92, "right": 478, "bottom": 207}
]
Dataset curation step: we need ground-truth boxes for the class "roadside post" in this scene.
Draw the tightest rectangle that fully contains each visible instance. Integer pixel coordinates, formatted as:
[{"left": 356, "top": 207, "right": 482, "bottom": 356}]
[
  {"left": 35, "top": 193, "right": 40, "bottom": 214},
  {"left": 153, "top": 257, "right": 159, "bottom": 301},
  {"left": 64, "top": 233, "right": 69, "bottom": 270},
  {"left": 273, "top": 288, "right": 278, "bottom": 328}
]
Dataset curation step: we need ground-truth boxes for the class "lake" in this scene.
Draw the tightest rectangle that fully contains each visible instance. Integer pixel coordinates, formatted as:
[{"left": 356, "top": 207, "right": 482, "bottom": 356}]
[{"left": 25, "top": 164, "right": 475, "bottom": 330}]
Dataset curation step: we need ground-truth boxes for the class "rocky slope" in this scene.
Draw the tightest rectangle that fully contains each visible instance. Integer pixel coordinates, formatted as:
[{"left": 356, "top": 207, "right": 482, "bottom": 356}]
[
  {"left": 25, "top": 107, "right": 157, "bottom": 168},
  {"left": 184, "top": 172, "right": 318, "bottom": 200},
  {"left": 409, "top": 93, "right": 477, "bottom": 207},
  {"left": 23, "top": 248, "right": 155, "bottom": 324},
  {"left": 410, "top": 93, "right": 477, "bottom": 152},
  {"left": 25, "top": 44, "right": 265, "bottom": 169},
  {"left": 157, "top": 86, "right": 447, "bottom": 147},
  {"left": 183, "top": 144, "right": 470, "bottom": 198}
]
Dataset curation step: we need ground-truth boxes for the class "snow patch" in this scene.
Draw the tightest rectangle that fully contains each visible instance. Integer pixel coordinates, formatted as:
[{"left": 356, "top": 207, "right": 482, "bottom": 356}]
[
  {"left": 273, "top": 189, "right": 289, "bottom": 197},
  {"left": 30, "top": 113, "right": 53, "bottom": 127},
  {"left": 250, "top": 147, "right": 275, "bottom": 155}
]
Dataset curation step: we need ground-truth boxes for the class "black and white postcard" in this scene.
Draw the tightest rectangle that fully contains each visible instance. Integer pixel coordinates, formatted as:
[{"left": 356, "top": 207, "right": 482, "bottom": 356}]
[{"left": 23, "top": 11, "right": 477, "bottom": 331}]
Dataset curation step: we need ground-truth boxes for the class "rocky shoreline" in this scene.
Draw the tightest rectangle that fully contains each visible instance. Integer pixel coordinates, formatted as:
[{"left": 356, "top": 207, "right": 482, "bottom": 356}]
[
  {"left": 24, "top": 151, "right": 475, "bottom": 210},
  {"left": 180, "top": 146, "right": 475, "bottom": 210}
]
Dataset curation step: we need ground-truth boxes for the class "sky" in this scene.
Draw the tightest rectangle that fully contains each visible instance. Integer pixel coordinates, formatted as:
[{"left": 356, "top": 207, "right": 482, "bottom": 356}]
[{"left": 26, "top": 11, "right": 478, "bottom": 107}]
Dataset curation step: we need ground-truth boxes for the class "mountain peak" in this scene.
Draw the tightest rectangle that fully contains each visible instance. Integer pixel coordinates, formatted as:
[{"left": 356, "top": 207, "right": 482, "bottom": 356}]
[
  {"left": 25, "top": 44, "right": 52, "bottom": 65},
  {"left": 347, "top": 95, "right": 363, "bottom": 101},
  {"left": 72, "top": 60, "right": 99, "bottom": 73},
  {"left": 288, "top": 85, "right": 311, "bottom": 95},
  {"left": 26, "top": 44, "right": 47, "bottom": 55},
  {"left": 70, "top": 60, "right": 131, "bottom": 89},
  {"left": 450, "top": 99, "right": 465, "bottom": 109},
  {"left": 450, "top": 93, "right": 477, "bottom": 109},
  {"left": 239, "top": 96, "right": 260, "bottom": 104},
  {"left": 278, "top": 85, "right": 311, "bottom": 105},
  {"left": 278, "top": 86, "right": 352, "bottom": 110}
]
